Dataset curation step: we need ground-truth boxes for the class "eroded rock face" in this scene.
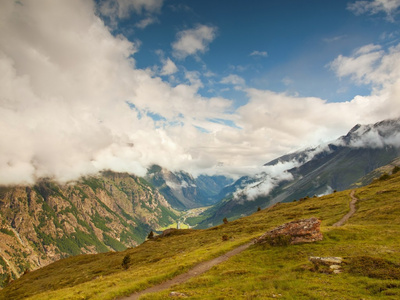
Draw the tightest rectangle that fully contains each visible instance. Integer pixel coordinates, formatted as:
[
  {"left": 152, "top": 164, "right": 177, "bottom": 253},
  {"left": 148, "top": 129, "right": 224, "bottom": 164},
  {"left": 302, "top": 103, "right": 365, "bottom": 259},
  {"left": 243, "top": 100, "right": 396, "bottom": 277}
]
[
  {"left": 0, "top": 171, "right": 179, "bottom": 284},
  {"left": 256, "top": 217, "right": 323, "bottom": 245}
]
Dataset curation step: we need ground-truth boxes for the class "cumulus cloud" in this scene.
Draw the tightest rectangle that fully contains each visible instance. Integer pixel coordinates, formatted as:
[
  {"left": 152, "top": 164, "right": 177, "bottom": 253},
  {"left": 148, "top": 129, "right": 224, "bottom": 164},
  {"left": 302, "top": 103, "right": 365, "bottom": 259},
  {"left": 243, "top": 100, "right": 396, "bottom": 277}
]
[
  {"left": 348, "top": 0, "right": 400, "bottom": 21},
  {"left": 172, "top": 25, "right": 217, "bottom": 59},
  {"left": 330, "top": 43, "right": 400, "bottom": 88},
  {"left": 1, "top": 0, "right": 400, "bottom": 187},
  {"left": 0, "top": 0, "right": 231, "bottom": 185},
  {"left": 160, "top": 57, "right": 178, "bottom": 75},
  {"left": 329, "top": 44, "right": 384, "bottom": 84},
  {"left": 329, "top": 42, "right": 400, "bottom": 121}
]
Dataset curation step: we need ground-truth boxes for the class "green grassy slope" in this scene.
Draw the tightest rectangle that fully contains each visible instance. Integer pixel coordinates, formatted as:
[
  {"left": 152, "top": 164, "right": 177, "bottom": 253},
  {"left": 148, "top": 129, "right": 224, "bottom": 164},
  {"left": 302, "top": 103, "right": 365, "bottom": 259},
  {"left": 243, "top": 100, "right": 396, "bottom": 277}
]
[{"left": 1, "top": 170, "right": 400, "bottom": 299}]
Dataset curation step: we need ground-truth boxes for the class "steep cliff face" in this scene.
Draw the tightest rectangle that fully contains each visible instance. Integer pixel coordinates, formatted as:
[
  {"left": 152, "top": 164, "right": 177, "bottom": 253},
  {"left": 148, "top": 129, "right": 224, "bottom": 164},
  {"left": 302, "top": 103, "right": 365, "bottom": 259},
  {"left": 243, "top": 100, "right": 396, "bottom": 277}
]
[{"left": 0, "top": 171, "right": 178, "bottom": 284}]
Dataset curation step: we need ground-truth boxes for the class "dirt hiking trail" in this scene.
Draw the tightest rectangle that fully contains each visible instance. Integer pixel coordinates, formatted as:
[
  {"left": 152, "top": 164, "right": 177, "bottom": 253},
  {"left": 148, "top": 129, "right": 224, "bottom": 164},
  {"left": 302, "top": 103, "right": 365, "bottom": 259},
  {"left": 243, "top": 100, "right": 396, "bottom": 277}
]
[
  {"left": 122, "top": 241, "right": 254, "bottom": 299},
  {"left": 332, "top": 190, "right": 358, "bottom": 227},
  {"left": 122, "top": 191, "right": 357, "bottom": 299}
]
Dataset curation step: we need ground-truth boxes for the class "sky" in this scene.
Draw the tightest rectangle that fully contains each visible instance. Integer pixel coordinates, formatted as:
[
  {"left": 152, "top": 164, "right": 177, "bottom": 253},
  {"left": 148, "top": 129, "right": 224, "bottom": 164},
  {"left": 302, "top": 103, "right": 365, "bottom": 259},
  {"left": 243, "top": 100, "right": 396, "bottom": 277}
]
[{"left": 1, "top": 0, "right": 400, "bottom": 185}]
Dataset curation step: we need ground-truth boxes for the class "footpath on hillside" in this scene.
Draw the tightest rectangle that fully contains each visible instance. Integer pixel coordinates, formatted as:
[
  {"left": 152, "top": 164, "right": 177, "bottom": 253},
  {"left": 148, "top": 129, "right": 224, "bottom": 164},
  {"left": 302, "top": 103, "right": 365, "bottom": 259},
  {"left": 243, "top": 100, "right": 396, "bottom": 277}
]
[
  {"left": 122, "top": 242, "right": 254, "bottom": 300},
  {"left": 332, "top": 190, "right": 358, "bottom": 227},
  {"left": 122, "top": 190, "right": 358, "bottom": 299}
]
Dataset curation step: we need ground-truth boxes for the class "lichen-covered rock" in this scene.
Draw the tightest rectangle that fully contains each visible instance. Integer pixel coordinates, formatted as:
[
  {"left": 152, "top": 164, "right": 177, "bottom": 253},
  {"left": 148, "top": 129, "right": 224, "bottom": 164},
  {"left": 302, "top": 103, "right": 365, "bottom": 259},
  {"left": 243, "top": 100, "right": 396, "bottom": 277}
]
[
  {"left": 309, "top": 256, "right": 343, "bottom": 274},
  {"left": 256, "top": 217, "right": 323, "bottom": 245},
  {"left": 309, "top": 256, "right": 343, "bottom": 266}
]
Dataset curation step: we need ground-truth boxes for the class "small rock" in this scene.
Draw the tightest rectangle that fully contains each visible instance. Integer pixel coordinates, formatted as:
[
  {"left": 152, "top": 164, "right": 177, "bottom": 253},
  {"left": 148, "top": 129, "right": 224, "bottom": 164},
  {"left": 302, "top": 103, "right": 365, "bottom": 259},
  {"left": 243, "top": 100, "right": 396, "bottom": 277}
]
[
  {"left": 309, "top": 256, "right": 343, "bottom": 266},
  {"left": 169, "top": 291, "right": 188, "bottom": 297},
  {"left": 333, "top": 269, "right": 342, "bottom": 274},
  {"left": 329, "top": 264, "right": 341, "bottom": 270}
]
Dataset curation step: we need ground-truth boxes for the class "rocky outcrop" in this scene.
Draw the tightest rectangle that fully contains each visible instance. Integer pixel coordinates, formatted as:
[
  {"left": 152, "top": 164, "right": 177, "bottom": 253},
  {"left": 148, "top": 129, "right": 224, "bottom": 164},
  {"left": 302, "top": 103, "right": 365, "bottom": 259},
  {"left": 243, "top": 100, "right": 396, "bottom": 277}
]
[{"left": 256, "top": 217, "right": 323, "bottom": 245}]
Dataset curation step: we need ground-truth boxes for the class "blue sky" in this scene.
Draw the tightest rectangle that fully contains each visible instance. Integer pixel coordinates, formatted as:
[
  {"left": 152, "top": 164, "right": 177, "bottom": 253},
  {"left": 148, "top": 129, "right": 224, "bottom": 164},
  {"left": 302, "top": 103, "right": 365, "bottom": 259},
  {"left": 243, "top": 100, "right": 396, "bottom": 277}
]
[
  {"left": 1, "top": 0, "right": 400, "bottom": 184},
  {"left": 106, "top": 0, "right": 399, "bottom": 105}
]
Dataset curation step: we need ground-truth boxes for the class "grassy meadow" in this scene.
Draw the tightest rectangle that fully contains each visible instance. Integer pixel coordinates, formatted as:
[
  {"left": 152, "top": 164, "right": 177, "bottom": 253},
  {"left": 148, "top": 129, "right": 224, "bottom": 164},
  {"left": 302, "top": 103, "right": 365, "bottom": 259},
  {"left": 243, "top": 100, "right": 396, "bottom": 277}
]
[{"left": 1, "top": 171, "right": 400, "bottom": 299}]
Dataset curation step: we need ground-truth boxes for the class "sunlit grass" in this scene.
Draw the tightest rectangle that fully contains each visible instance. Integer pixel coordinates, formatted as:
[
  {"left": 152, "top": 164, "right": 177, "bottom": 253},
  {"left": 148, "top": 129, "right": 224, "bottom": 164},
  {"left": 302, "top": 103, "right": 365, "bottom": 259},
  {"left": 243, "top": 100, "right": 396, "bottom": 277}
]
[{"left": 2, "top": 172, "right": 400, "bottom": 300}]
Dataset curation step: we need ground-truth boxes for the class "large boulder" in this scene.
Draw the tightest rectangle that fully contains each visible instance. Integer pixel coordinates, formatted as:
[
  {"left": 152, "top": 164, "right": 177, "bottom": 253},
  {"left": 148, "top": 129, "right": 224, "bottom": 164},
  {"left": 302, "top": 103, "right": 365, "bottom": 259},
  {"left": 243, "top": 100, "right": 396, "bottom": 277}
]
[{"left": 256, "top": 217, "right": 323, "bottom": 245}]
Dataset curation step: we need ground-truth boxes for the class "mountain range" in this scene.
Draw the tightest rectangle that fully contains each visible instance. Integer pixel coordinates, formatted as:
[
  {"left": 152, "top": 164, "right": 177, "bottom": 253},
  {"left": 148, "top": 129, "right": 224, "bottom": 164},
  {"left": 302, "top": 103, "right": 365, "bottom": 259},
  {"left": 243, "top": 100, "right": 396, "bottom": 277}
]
[
  {"left": 1, "top": 117, "right": 400, "bottom": 287},
  {"left": 2, "top": 164, "right": 400, "bottom": 299},
  {"left": 145, "top": 165, "right": 232, "bottom": 210},
  {"left": 194, "top": 117, "right": 400, "bottom": 228}
]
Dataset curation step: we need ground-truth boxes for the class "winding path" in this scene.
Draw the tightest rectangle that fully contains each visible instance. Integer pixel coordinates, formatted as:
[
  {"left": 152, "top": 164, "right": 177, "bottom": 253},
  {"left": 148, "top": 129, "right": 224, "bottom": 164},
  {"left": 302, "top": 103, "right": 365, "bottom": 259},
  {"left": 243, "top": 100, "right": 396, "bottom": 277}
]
[
  {"left": 122, "top": 191, "right": 358, "bottom": 299},
  {"left": 332, "top": 190, "right": 358, "bottom": 227},
  {"left": 121, "top": 241, "right": 255, "bottom": 300}
]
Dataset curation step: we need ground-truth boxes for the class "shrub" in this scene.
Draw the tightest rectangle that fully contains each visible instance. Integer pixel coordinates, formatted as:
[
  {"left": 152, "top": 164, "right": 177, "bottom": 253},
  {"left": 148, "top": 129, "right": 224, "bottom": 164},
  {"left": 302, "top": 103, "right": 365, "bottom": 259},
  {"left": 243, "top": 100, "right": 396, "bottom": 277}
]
[
  {"left": 222, "top": 235, "right": 229, "bottom": 241},
  {"left": 122, "top": 255, "right": 131, "bottom": 270},
  {"left": 223, "top": 217, "right": 228, "bottom": 224},
  {"left": 4, "top": 274, "right": 11, "bottom": 287},
  {"left": 346, "top": 256, "right": 400, "bottom": 280},
  {"left": 147, "top": 231, "right": 154, "bottom": 240},
  {"left": 257, "top": 207, "right": 261, "bottom": 212},
  {"left": 379, "top": 173, "right": 391, "bottom": 181},
  {"left": 392, "top": 166, "right": 400, "bottom": 175},
  {"left": 263, "top": 234, "right": 291, "bottom": 247}
]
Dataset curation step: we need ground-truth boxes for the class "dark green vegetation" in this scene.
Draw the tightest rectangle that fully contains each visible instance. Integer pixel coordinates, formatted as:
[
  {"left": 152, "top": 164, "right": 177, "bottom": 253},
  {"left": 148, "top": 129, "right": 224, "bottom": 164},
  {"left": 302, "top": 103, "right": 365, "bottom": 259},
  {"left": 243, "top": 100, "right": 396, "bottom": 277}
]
[{"left": 2, "top": 169, "right": 400, "bottom": 299}]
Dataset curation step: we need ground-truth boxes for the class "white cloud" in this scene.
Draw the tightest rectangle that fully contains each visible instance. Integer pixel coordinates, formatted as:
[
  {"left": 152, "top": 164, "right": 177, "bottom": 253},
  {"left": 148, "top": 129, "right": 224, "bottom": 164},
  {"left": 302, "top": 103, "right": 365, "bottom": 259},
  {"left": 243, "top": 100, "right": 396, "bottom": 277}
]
[
  {"left": 220, "top": 74, "right": 246, "bottom": 86},
  {"left": 330, "top": 43, "right": 400, "bottom": 88},
  {"left": 348, "top": 0, "right": 400, "bottom": 21},
  {"left": 250, "top": 50, "right": 268, "bottom": 57},
  {"left": 329, "top": 44, "right": 384, "bottom": 85},
  {"left": 172, "top": 25, "right": 217, "bottom": 59},
  {"left": 160, "top": 57, "right": 178, "bottom": 75},
  {"left": 1, "top": 0, "right": 400, "bottom": 186},
  {"left": 233, "top": 161, "right": 296, "bottom": 201},
  {"left": 0, "top": 0, "right": 230, "bottom": 184}
]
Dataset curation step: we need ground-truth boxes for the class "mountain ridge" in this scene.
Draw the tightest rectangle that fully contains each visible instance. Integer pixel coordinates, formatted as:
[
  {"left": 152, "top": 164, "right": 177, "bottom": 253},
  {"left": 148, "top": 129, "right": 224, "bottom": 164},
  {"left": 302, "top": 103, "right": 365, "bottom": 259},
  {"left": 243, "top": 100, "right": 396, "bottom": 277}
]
[{"left": 195, "top": 117, "right": 400, "bottom": 227}]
